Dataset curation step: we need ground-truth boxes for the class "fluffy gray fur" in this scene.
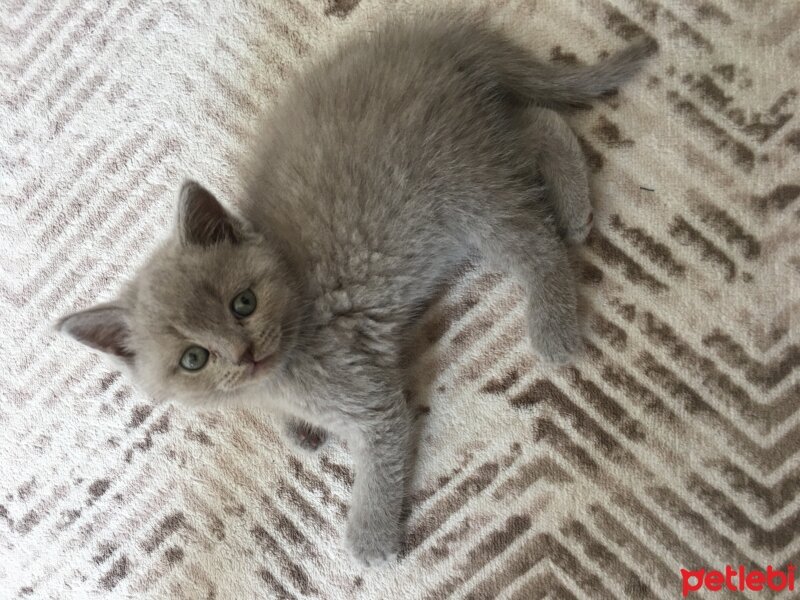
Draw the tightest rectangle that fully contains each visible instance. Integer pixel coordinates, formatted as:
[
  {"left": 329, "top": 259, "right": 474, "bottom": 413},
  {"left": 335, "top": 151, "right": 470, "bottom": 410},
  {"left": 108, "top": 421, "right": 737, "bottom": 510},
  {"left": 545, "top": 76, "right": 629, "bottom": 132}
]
[{"left": 57, "top": 12, "right": 654, "bottom": 566}]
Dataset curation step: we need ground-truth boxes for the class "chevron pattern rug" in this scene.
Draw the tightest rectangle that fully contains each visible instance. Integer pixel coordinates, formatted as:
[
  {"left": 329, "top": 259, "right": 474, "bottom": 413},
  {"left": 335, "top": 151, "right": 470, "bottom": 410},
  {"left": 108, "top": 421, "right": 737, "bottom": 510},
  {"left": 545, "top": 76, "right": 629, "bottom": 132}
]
[{"left": 3, "top": 0, "right": 799, "bottom": 598}]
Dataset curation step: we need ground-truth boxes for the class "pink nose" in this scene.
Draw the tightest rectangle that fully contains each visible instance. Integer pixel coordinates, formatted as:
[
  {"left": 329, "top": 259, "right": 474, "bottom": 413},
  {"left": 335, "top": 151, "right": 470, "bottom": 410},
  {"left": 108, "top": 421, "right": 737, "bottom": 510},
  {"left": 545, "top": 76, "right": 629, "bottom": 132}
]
[{"left": 237, "top": 346, "right": 255, "bottom": 365}]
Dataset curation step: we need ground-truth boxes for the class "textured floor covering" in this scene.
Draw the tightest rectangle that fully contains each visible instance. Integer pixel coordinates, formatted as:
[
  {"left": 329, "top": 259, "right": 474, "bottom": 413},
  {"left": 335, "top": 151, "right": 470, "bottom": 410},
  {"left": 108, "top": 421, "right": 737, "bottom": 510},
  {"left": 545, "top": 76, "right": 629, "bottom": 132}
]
[{"left": 2, "top": 0, "right": 800, "bottom": 598}]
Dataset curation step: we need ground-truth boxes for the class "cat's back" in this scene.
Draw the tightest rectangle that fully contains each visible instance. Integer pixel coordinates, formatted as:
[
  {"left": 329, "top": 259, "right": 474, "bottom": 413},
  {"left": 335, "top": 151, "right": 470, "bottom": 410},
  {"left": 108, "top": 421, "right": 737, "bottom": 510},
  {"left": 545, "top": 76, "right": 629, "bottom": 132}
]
[
  {"left": 243, "top": 13, "right": 524, "bottom": 315},
  {"left": 310, "top": 14, "right": 489, "bottom": 125},
  {"left": 248, "top": 12, "right": 518, "bottom": 214}
]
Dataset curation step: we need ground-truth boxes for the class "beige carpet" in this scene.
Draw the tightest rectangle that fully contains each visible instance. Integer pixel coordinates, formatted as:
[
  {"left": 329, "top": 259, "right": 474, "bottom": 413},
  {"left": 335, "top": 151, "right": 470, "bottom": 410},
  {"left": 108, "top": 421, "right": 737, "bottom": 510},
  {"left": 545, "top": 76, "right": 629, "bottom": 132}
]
[{"left": 3, "top": 0, "right": 800, "bottom": 598}]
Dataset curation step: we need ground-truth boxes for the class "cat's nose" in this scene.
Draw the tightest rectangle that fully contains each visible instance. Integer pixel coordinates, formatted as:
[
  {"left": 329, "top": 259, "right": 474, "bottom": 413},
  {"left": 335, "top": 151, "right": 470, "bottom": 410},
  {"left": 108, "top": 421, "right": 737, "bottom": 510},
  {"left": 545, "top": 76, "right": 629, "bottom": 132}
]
[{"left": 237, "top": 345, "right": 255, "bottom": 365}]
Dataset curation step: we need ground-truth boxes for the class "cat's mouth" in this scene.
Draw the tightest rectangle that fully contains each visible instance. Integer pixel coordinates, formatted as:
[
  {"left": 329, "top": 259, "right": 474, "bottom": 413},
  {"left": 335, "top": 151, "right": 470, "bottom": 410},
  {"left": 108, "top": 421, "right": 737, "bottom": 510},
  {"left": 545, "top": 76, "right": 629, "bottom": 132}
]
[{"left": 249, "top": 353, "right": 277, "bottom": 378}]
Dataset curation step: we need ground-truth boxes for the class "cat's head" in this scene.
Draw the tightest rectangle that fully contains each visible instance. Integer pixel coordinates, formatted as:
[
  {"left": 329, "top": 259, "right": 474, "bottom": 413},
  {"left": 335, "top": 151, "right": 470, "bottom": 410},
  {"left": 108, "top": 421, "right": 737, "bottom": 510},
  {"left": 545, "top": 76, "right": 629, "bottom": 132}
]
[{"left": 56, "top": 181, "right": 303, "bottom": 408}]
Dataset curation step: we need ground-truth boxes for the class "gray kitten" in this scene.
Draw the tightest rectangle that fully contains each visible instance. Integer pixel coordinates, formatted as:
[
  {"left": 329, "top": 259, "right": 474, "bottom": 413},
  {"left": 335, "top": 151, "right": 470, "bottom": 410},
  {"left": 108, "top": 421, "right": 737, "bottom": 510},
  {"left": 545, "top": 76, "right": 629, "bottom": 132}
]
[{"left": 57, "top": 12, "right": 654, "bottom": 566}]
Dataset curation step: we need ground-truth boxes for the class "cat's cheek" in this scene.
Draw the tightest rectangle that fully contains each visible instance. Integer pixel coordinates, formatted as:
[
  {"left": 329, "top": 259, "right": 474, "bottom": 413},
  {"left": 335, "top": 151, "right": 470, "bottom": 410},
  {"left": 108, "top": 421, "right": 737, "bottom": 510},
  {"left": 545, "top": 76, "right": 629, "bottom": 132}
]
[{"left": 131, "top": 369, "right": 172, "bottom": 406}]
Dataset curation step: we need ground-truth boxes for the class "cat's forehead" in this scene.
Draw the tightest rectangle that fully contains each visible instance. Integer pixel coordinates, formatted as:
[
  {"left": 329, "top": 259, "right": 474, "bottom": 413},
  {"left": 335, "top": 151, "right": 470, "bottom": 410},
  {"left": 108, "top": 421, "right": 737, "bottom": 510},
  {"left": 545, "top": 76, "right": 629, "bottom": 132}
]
[
  {"left": 141, "top": 242, "right": 252, "bottom": 299},
  {"left": 130, "top": 243, "right": 247, "bottom": 332}
]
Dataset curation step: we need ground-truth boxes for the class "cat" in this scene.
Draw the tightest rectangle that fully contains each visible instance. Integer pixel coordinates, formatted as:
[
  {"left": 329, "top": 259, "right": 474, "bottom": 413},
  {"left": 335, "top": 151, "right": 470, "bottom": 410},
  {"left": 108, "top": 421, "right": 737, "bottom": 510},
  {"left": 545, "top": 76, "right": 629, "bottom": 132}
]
[{"left": 57, "top": 11, "right": 654, "bottom": 566}]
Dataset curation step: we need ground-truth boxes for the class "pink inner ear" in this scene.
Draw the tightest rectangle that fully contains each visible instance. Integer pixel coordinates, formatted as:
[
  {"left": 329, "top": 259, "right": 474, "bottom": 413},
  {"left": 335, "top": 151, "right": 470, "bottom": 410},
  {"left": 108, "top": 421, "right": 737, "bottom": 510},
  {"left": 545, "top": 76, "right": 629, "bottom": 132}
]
[{"left": 90, "top": 322, "right": 135, "bottom": 359}]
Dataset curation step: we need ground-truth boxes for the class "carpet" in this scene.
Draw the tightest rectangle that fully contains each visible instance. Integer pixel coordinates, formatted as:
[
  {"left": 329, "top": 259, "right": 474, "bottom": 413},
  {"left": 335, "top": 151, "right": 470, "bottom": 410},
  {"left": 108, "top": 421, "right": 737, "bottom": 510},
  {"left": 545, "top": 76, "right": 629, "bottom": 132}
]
[{"left": 2, "top": 0, "right": 799, "bottom": 598}]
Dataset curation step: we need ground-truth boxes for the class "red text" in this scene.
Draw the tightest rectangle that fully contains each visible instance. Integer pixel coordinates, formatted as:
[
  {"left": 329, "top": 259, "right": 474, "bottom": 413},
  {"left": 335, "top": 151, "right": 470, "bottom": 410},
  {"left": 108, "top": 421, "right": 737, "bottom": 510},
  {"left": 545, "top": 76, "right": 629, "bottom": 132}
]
[{"left": 681, "top": 565, "right": 795, "bottom": 596}]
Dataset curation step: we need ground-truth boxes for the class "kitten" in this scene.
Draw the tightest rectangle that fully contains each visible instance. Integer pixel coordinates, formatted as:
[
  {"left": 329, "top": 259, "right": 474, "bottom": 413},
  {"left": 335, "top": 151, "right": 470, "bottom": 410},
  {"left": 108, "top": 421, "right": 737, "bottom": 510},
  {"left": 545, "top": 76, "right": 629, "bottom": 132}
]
[{"left": 57, "top": 12, "right": 654, "bottom": 566}]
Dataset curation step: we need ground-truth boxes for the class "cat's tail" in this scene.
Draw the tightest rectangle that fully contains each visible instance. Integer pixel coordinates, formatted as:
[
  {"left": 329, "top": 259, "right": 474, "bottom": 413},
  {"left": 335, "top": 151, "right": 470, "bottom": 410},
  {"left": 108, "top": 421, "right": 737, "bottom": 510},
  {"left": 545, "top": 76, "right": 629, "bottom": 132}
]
[{"left": 474, "top": 31, "right": 657, "bottom": 109}]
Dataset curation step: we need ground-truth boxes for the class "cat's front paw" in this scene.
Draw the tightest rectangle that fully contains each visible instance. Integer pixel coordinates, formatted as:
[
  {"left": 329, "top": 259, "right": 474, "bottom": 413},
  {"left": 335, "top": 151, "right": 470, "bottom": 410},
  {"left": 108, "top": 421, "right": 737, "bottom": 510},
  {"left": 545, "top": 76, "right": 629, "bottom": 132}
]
[
  {"left": 345, "top": 519, "right": 401, "bottom": 567},
  {"left": 283, "top": 418, "right": 328, "bottom": 452},
  {"left": 295, "top": 424, "right": 327, "bottom": 451}
]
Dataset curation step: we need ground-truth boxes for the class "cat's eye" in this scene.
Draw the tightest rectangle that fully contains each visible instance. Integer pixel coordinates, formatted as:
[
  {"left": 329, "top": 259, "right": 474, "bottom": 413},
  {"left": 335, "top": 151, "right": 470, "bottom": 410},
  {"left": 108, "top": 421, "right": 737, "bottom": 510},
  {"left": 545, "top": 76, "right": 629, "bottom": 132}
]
[
  {"left": 180, "top": 346, "right": 209, "bottom": 371},
  {"left": 231, "top": 289, "right": 257, "bottom": 318}
]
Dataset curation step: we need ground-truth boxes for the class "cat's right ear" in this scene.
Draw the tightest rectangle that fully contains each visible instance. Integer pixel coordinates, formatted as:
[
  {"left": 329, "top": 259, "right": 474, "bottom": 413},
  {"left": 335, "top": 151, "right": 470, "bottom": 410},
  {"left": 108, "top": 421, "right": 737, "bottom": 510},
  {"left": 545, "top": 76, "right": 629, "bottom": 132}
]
[
  {"left": 177, "top": 180, "right": 242, "bottom": 247},
  {"left": 56, "top": 304, "right": 135, "bottom": 364}
]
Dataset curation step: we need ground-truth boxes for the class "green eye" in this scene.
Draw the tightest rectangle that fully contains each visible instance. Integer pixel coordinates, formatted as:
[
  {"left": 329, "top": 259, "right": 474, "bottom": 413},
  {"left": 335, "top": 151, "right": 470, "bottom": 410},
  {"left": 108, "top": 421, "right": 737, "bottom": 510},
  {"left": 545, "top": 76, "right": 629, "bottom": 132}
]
[
  {"left": 180, "top": 346, "right": 209, "bottom": 371},
  {"left": 231, "top": 289, "right": 257, "bottom": 318}
]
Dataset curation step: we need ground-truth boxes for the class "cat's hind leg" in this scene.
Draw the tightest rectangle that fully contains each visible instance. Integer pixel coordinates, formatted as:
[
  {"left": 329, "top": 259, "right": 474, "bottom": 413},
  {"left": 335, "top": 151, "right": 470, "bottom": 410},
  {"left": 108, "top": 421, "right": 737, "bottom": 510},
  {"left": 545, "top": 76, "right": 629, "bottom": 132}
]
[
  {"left": 525, "top": 107, "right": 593, "bottom": 244},
  {"left": 480, "top": 208, "right": 580, "bottom": 364}
]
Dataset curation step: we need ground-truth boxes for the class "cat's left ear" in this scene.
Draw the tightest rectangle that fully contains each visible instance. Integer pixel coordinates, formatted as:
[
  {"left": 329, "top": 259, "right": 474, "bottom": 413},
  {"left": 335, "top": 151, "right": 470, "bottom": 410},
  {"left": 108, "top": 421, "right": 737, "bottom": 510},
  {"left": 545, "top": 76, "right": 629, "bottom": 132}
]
[
  {"left": 177, "top": 180, "right": 243, "bottom": 247},
  {"left": 56, "top": 303, "right": 135, "bottom": 364}
]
